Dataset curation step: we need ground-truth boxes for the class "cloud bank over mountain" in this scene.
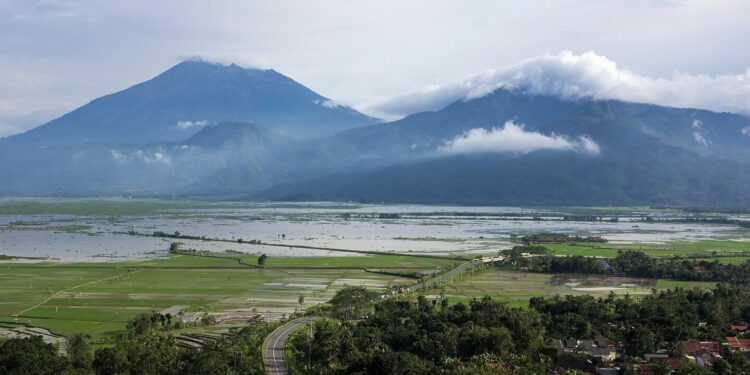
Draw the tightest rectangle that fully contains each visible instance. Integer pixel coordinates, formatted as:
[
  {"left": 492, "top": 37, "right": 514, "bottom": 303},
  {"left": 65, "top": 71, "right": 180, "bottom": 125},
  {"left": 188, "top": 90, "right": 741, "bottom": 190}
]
[
  {"left": 440, "top": 121, "right": 600, "bottom": 155},
  {"left": 373, "top": 51, "right": 750, "bottom": 118}
]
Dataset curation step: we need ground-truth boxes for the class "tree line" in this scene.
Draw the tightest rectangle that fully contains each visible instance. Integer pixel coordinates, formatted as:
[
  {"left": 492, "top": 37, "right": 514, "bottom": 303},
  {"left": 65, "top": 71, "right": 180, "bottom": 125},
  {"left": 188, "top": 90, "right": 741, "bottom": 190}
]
[
  {"left": 507, "top": 246, "right": 750, "bottom": 284},
  {"left": 0, "top": 312, "right": 275, "bottom": 375},
  {"left": 287, "top": 285, "right": 750, "bottom": 374}
]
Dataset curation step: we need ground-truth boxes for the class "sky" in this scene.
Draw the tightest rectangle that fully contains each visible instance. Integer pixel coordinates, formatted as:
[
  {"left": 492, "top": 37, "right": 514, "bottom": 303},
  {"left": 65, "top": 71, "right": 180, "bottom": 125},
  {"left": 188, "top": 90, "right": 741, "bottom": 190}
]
[{"left": 1, "top": 0, "right": 750, "bottom": 137}]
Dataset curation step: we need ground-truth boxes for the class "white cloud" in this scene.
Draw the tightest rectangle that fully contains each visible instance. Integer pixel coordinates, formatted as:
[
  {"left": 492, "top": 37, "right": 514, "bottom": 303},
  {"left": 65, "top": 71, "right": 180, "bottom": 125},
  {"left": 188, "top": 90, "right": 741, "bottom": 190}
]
[
  {"left": 693, "top": 132, "right": 708, "bottom": 147},
  {"left": 111, "top": 149, "right": 172, "bottom": 164},
  {"left": 742, "top": 126, "right": 750, "bottom": 136},
  {"left": 578, "top": 135, "right": 601, "bottom": 155},
  {"left": 178, "top": 55, "right": 271, "bottom": 70},
  {"left": 440, "top": 120, "right": 600, "bottom": 155},
  {"left": 109, "top": 149, "right": 125, "bottom": 162},
  {"left": 134, "top": 150, "right": 171, "bottom": 164},
  {"left": 177, "top": 120, "right": 208, "bottom": 129},
  {"left": 691, "top": 119, "right": 709, "bottom": 147},
  {"left": 1, "top": 1, "right": 749, "bottom": 137},
  {"left": 373, "top": 51, "right": 750, "bottom": 118},
  {"left": 314, "top": 99, "right": 344, "bottom": 109}
]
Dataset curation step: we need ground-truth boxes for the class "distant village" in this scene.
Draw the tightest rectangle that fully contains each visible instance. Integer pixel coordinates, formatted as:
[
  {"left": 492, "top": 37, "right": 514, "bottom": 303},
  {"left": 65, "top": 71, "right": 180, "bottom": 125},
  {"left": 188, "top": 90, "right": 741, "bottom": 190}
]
[{"left": 555, "top": 325, "right": 750, "bottom": 374}]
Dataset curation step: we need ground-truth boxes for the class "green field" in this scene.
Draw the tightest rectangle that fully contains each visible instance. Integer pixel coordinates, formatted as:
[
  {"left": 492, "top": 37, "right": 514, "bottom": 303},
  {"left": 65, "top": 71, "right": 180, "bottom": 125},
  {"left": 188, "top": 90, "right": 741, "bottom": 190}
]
[
  {"left": 0, "top": 254, "right": 440, "bottom": 343},
  {"left": 0, "top": 198, "right": 360, "bottom": 217},
  {"left": 2, "top": 199, "right": 748, "bottom": 348},
  {"left": 542, "top": 240, "right": 750, "bottom": 259},
  {"left": 0, "top": 198, "right": 227, "bottom": 216},
  {"left": 237, "top": 253, "right": 460, "bottom": 269},
  {"left": 654, "top": 279, "right": 718, "bottom": 289},
  {"left": 424, "top": 267, "right": 718, "bottom": 308}
]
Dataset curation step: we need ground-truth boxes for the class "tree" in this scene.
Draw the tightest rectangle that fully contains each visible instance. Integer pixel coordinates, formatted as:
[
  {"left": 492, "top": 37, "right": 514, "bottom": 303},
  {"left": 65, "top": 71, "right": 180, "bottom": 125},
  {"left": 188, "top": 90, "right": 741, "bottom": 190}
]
[
  {"left": 257, "top": 253, "right": 267, "bottom": 267},
  {"left": 169, "top": 242, "right": 180, "bottom": 253},
  {"left": 713, "top": 359, "right": 731, "bottom": 375},
  {"left": 673, "top": 363, "right": 711, "bottom": 375},
  {"left": 329, "top": 285, "right": 378, "bottom": 320},
  {"left": 93, "top": 347, "right": 129, "bottom": 375},
  {"left": 650, "top": 361, "right": 669, "bottom": 375},
  {"left": 0, "top": 336, "right": 70, "bottom": 375},
  {"left": 298, "top": 294, "right": 305, "bottom": 306},
  {"left": 66, "top": 333, "right": 93, "bottom": 371},
  {"left": 96, "top": 333, "right": 189, "bottom": 375},
  {"left": 458, "top": 325, "right": 514, "bottom": 358}
]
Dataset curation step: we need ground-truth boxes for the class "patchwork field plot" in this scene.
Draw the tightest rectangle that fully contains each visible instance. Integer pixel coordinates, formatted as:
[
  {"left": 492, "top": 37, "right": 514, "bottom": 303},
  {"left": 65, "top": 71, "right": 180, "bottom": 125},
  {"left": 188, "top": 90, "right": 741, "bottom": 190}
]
[
  {"left": 0, "top": 255, "right": 431, "bottom": 343},
  {"left": 2, "top": 199, "right": 749, "bottom": 348},
  {"left": 426, "top": 268, "right": 718, "bottom": 307}
]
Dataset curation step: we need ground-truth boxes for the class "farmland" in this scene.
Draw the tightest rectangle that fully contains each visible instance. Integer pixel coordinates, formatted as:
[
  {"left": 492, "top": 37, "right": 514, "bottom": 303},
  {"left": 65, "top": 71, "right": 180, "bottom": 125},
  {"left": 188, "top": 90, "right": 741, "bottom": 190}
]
[
  {"left": 541, "top": 240, "right": 750, "bottom": 261},
  {"left": 425, "top": 267, "right": 719, "bottom": 308},
  {"left": 0, "top": 254, "right": 439, "bottom": 343},
  {"left": 2, "top": 199, "right": 750, "bottom": 346}
]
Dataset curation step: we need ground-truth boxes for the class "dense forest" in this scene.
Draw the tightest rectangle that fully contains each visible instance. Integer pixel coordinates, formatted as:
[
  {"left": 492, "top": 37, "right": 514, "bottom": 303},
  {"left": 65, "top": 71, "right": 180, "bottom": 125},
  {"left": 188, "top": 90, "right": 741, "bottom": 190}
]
[{"left": 287, "top": 286, "right": 750, "bottom": 374}]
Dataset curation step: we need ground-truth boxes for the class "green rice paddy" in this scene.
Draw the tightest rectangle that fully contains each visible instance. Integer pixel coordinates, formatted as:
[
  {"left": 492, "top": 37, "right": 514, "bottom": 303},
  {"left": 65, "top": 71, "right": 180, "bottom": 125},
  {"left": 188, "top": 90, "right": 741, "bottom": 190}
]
[
  {"left": 425, "top": 268, "right": 719, "bottom": 308},
  {"left": 2, "top": 199, "right": 749, "bottom": 346},
  {"left": 542, "top": 240, "right": 750, "bottom": 259},
  {"left": 0, "top": 254, "right": 438, "bottom": 343}
]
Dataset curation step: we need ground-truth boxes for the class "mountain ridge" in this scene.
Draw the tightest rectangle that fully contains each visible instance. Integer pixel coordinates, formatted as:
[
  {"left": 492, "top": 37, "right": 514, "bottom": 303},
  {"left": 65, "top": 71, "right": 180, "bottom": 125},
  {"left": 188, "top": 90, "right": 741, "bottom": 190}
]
[
  {"left": 1, "top": 61, "right": 750, "bottom": 207},
  {"left": 1, "top": 60, "right": 378, "bottom": 145}
]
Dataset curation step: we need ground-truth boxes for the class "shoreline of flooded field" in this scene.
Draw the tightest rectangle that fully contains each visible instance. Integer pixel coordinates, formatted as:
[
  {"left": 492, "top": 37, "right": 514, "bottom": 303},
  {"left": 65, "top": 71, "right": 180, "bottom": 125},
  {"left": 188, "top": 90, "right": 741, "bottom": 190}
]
[{"left": 1, "top": 199, "right": 749, "bottom": 262}]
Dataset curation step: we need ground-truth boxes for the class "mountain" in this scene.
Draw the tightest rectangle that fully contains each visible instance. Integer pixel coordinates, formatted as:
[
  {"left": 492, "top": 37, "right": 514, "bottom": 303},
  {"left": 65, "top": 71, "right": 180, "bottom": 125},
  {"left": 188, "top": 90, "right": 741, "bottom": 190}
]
[
  {"left": 0, "top": 121, "right": 293, "bottom": 195},
  {"left": 255, "top": 90, "right": 750, "bottom": 207},
  {"left": 314, "top": 90, "right": 750, "bottom": 165},
  {"left": 1, "top": 60, "right": 377, "bottom": 145},
  {"left": 260, "top": 133, "right": 750, "bottom": 207},
  {"left": 2, "top": 61, "right": 750, "bottom": 208},
  {"left": 0, "top": 61, "right": 376, "bottom": 195}
]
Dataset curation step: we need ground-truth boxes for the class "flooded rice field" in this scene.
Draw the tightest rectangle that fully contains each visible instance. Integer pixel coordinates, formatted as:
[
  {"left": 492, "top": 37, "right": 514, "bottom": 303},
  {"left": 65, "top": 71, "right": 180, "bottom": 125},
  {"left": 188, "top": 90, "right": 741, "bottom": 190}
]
[{"left": 1, "top": 198, "right": 749, "bottom": 261}]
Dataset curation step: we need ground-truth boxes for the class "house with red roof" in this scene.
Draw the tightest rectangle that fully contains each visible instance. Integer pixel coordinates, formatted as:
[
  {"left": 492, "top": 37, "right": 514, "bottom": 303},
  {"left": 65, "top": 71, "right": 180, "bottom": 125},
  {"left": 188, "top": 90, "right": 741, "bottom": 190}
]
[{"left": 726, "top": 336, "right": 750, "bottom": 352}]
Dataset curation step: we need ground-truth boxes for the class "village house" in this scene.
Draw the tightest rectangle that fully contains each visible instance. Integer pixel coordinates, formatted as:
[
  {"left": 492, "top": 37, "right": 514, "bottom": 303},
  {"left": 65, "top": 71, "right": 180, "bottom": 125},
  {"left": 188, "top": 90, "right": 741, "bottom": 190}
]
[
  {"left": 676, "top": 339, "right": 723, "bottom": 368},
  {"left": 554, "top": 338, "right": 619, "bottom": 363},
  {"left": 731, "top": 325, "right": 749, "bottom": 333},
  {"left": 726, "top": 336, "right": 750, "bottom": 352},
  {"left": 631, "top": 357, "right": 686, "bottom": 375}
]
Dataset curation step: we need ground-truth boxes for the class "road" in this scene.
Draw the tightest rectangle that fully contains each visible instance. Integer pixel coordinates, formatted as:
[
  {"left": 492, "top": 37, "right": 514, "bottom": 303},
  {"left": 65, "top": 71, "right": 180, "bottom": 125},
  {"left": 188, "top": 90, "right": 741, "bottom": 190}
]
[
  {"left": 263, "top": 316, "right": 320, "bottom": 375},
  {"left": 262, "top": 258, "right": 481, "bottom": 374},
  {"left": 408, "top": 258, "right": 482, "bottom": 293}
]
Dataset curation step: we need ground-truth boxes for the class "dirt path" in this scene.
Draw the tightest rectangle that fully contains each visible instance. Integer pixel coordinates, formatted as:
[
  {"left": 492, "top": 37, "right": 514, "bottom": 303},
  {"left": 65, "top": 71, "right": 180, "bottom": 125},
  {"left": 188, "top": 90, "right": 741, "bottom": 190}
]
[{"left": 13, "top": 270, "right": 141, "bottom": 317}]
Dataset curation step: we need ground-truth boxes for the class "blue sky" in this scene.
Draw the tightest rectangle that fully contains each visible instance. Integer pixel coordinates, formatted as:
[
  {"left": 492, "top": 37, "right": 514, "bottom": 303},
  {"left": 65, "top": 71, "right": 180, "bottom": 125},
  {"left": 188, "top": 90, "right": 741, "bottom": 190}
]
[{"left": 1, "top": 0, "right": 749, "bottom": 136}]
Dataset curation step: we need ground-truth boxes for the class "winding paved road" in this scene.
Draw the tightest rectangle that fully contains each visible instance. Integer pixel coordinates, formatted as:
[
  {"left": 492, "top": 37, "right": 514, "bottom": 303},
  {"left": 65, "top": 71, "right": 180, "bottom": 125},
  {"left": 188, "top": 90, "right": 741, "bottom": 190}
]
[
  {"left": 262, "top": 258, "right": 482, "bottom": 374},
  {"left": 263, "top": 316, "right": 320, "bottom": 375}
]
